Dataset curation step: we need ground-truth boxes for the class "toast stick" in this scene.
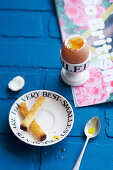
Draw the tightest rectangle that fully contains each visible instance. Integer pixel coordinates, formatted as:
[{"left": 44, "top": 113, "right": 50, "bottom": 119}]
[
  {"left": 19, "top": 102, "right": 46, "bottom": 141},
  {"left": 20, "top": 96, "right": 45, "bottom": 131}
]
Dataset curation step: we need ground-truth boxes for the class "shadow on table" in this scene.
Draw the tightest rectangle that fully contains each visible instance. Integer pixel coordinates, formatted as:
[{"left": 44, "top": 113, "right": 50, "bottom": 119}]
[{"left": 6, "top": 88, "right": 21, "bottom": 99}]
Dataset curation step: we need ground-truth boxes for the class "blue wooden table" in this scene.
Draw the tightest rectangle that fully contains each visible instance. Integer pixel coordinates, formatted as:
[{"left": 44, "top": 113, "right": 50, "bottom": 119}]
[{"left": 0, "top": 0, "right": 113, "bottom": 170}]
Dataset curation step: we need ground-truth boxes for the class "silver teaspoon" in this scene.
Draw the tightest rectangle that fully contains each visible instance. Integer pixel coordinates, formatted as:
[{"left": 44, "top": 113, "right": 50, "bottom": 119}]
[{"left": 73, "top": 116, "right": 101, "bottom": 170}]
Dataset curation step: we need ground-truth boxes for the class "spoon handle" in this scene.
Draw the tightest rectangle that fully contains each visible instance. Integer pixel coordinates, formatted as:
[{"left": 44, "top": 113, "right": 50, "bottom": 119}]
[{"left": 73, "top": 137, "right": 89, "bottom": 170}]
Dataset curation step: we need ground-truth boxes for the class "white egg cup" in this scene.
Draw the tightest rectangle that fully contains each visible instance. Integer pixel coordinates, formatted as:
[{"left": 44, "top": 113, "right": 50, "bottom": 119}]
[{"left": 60, "top": 53, "right": 90, "bottom": 86}]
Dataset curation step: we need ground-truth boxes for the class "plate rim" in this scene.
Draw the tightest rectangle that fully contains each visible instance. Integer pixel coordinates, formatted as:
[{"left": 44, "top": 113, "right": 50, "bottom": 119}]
[{"left": 9, "top": 90, "right": 74, "bottom": 146}]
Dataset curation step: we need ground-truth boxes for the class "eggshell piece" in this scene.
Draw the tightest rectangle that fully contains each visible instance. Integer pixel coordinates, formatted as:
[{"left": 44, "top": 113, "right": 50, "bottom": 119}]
[{"left": 8, "top": 76, "right": 25, "bottom": 91}]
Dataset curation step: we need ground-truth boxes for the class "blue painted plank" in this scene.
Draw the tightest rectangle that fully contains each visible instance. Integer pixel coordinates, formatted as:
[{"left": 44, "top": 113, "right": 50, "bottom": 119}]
[
  {"left": 104, "top": 102, "right": 113, "bottom": 137},
  {"left": 0, "top": 134, "right": 40, "bottom": 170},
  {"left": 41, "top": 137, "right": 113, "bottom": 170},
  {"left": 0, "top": 100, "right": 15, "bottom": 133},
  {"left": 41, "top": 137, "right": 82, "bottom": 170},
  {"left": 0, "top": 39, "right": 62, "bottom": 68},
  {"left": 45, "top": 71, "right": 72, "bottom": 100},
  {"left": 69, "top": 102, "right": 105, "bottom": 137},
  {"left": 0, "top": 0, "right": 53, "bottom": 10},
  {"left": 48, "top": 15, "right": 61, "bottom": 38},
  {"left": 0, "top": 72, "right": 43, "bottom": 99},
  {"left": 0, "top": 12, "right": 43, "bottom": 37}
]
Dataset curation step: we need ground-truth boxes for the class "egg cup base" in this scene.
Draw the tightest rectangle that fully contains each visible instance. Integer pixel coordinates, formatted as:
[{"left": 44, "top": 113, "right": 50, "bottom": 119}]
[{"left": 61, "top": 68, "right": 90, "bottom": 86}]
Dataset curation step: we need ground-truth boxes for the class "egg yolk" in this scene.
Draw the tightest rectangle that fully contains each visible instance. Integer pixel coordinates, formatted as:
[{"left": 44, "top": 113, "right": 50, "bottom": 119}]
[
  {"left": 68, "top": 38, "right": 84, "bottom": 49},
  {"left": 88, "top": 127, "right": 95, "bottom": 134},
  {"left": 53, "top": 136, "right": 59, "bottom": 139}
]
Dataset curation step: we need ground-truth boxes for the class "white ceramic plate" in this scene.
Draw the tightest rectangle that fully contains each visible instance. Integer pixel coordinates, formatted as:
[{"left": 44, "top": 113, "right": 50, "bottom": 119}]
[{"left": 9, "top": 90, "right": 74, "bottom": 146}]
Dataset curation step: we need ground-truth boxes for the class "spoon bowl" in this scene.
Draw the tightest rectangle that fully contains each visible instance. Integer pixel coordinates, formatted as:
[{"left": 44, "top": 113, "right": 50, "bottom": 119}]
[{"left": 85, "top": 116, "right": 101, "bottom": 138}]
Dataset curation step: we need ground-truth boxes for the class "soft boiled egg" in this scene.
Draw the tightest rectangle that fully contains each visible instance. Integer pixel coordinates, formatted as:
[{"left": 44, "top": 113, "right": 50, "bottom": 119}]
[{"left": 61, "top": 35, "right": 90, "bottom": 64}]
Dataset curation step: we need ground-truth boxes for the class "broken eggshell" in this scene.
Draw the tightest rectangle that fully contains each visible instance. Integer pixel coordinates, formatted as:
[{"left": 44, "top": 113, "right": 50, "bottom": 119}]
[
  {"left": 61, "top": 35, "right": 90, "bottom": 64},
  {"left": 8, "top": 76, "right": 25, "bottom": 91}
]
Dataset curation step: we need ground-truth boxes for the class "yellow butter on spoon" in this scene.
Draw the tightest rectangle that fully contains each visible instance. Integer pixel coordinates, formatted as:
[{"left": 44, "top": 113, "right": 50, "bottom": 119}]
[
  {"left": 88, "top": 117, "right": 97, "bottom": 134},
  {"left": 88, "top": 127, "right": 95, "bottom": 134}
]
